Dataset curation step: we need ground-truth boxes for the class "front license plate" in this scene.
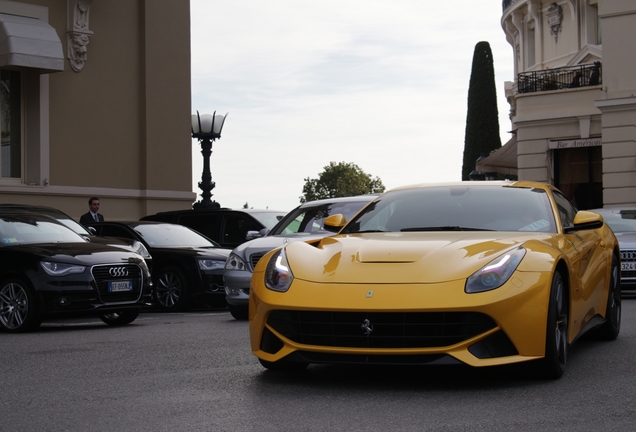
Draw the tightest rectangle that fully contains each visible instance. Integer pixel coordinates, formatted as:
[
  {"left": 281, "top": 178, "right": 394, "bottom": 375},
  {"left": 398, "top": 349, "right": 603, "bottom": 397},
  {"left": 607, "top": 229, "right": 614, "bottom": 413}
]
[
  {"left": 108, "top": 280, "right": 132, "bottom": 292},
  {"left": 621, "top": 262, "right": 636, "bottom": 272}
]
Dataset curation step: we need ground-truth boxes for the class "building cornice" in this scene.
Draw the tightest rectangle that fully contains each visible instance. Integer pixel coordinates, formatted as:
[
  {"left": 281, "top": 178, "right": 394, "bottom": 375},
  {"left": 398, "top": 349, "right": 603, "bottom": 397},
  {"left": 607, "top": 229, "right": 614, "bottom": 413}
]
[
  {"left": 595, "top": 97, "right": 636, "bottom": 112},
  {"left": 0, "top": 185, "right": 197, "bottom": 201}
]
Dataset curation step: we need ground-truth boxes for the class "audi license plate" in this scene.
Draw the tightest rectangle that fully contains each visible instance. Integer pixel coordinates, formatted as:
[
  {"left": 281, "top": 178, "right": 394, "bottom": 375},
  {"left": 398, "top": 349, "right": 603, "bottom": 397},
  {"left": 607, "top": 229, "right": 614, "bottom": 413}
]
[
  {"left": 621, "top": 262, "right": 636, "bottom": 272},
  {"left": 108, "top": 280, "right": 132, "bottom": 292}
]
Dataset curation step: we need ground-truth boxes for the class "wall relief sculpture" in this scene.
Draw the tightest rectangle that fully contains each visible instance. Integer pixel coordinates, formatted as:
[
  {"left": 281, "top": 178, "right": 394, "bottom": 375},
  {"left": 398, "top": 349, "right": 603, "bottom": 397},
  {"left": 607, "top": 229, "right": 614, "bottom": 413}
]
[
  {"left": 546, "top": 3, "right": 563, "bottom": 43},
  {"left": 67, "top": 0, "right": 95, "bottom": 72}
]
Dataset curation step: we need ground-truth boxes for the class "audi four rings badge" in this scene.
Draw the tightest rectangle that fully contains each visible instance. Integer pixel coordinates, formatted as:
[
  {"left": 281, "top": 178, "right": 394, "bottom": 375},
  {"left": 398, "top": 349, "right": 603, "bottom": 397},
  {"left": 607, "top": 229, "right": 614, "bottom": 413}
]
[
  {"left": 109, "top": 267, "right": 129, "bottom": 277},
  {"left": 621, "top": 251, "right": 636, "bottom": 260},
  {"left": 361, "top": 319, "right": 373, "bottom": 336}
]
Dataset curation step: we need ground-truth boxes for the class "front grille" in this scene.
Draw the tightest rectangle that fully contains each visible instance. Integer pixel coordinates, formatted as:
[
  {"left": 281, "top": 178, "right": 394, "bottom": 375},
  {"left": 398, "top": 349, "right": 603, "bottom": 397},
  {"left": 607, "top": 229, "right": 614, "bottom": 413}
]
[
  {"left": 621, "top": 249, "right": 636, "bottom": 279},
  {"left": 290, "top": 351, "right": 461, "bottom": 366},
  {"left": 267, "top": 310, "right": 497, "bottom": 349},
  {"left": 91, "top": 264, "right": 144, "bottom": 303},
  {"left": 249, "top": 252, "right": 267, "bottom": 270}
]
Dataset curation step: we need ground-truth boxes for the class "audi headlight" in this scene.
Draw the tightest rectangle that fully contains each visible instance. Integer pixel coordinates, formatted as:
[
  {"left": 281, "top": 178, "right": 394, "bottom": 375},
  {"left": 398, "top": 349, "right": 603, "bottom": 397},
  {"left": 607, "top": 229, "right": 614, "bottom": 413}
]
[
  {"left": 225, "top": 253, "right": 248, "bottom": 271},
  {"left": 131, "top": 241, "right": 152, "bottom": 260},
  {"left": 41, "top": 261, "right": 86, "bottom": 276},
  {"left": 264, "top": 249, "right": 293, "bottom": 292},
  {"left": 198, "top": 259, "right": 225, "bottom": 271},
  {"left": 465, "top": 247, "right": 526, "bottom": 293},
  {"left": 137, "top": 258, "right": 151, "bottom": 277}
]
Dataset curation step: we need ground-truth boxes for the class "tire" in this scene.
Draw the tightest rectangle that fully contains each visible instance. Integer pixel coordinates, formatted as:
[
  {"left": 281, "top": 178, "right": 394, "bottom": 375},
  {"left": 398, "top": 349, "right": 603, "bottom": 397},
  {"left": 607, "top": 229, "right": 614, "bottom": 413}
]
[
  {"left": 229, "top": 305, "right": 248, "bottom": 320},
  {"left": 99, "top": 310, "right": 140, "bottom": 326},
  {"left": 205, "top": 296, "right": 227, "bottom": 309},
  {"left": 154, "top": 267, "right": 189, "bottom": 312},
  {"left": 537, "top": 271, "right": 568, "bottom": 379},
  {"left": 595, "top": 254, "right": 621, "bottom": 340},
  {"left": 258, "top": 358, "right": 308, "bottom": 371},
  {"left": 0, "top": 277, "right": 41, "bottom": 333}
]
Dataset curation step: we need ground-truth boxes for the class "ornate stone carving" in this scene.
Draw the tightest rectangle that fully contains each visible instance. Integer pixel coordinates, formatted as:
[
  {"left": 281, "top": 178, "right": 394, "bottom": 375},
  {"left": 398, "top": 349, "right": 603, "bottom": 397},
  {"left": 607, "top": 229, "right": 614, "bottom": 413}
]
[
  {"left": 546, "top": 3, "right": 563, "bottom": 43},
  {"left": 67, "top": 0, "right": 95, "bottom": 72}
]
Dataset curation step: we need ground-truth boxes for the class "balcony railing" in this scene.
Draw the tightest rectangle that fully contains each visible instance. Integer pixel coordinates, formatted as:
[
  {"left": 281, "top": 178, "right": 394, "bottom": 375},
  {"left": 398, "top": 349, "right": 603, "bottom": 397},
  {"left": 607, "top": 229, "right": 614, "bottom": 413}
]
[
  {"left": 502, "top": 0, "right": 520, "bottom": 12},
  {"left": 517, "top": 62, "right": 602, "bottom": 94}
]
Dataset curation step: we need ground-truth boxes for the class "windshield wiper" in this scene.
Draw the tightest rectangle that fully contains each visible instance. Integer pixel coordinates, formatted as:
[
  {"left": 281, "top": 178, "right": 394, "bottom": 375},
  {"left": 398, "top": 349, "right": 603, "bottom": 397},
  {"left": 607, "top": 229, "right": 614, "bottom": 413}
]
[{"left": 401, "top": 226, "right": 491, "bottom": 232}]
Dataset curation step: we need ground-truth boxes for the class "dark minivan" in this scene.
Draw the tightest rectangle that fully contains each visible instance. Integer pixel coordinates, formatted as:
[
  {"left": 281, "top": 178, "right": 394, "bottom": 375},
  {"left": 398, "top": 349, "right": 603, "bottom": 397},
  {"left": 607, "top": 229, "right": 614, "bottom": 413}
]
[{"left": 140, "top": 208, "right": 286, "bottom": 249}]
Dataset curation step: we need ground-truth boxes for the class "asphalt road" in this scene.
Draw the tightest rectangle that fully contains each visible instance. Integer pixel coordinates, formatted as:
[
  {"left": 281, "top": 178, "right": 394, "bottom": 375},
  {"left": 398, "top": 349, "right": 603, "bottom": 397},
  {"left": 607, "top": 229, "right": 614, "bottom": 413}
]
[{"left": 1, "top": 300, "right": 635, "bottom": 432}]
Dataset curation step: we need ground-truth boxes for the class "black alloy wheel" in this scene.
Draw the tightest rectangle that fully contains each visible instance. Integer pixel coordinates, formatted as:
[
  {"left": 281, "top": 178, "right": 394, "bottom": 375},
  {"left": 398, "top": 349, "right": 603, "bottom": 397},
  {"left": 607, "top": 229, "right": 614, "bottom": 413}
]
[
  {"left": 154, "top": 267, "right": 189, "bottom": 311},
  {"left": 539, "top": 270, "right": 568, "bottom": 379},
  {"left": 99, "top": 310, "right": 140, "bottom": 326},
  {"left": 0, "top": 277, "right": 40, "bottom": 333}
]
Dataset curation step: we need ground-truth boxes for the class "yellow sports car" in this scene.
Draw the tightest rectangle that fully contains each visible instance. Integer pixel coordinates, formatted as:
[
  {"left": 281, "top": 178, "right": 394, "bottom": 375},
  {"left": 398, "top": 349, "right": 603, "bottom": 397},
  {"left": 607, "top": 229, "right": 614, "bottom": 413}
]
[{"left": 249, "top": 181, "right": 621, "bottom": 378}]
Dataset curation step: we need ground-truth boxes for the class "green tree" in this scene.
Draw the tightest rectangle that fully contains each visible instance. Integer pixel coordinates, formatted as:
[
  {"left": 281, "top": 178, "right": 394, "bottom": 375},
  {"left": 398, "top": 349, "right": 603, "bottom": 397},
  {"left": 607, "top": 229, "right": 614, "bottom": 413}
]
[
  {"left": 300, "top": 162, "right": 385, "bottom": 203},
  {"left": 462, "top": 41, "right": 502, "bottom": 180}
]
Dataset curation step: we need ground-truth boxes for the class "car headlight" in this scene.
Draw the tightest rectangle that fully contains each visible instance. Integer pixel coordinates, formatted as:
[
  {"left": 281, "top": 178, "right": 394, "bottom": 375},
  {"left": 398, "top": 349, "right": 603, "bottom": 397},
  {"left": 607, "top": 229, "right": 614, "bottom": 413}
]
[
  {"left": 131, "top": 241, "right": 152, "bottom": 260},
  {"left": 137, "top": 258, "right": 151, "bottom": 278},
  {"left": 41, "top": 261, "right": 86, "bottom": 276},
  {"left": 225, "top": 253, "right": 248, "bottom": 271},
  {"left": 265, "top": 249, "right": 293, "bottom": 292},
  {"left": 198, "top": 259, "right": 225, "bottom": 271},
  {"left": 465, "top": 247, "right": 526, "bottom": 293}
]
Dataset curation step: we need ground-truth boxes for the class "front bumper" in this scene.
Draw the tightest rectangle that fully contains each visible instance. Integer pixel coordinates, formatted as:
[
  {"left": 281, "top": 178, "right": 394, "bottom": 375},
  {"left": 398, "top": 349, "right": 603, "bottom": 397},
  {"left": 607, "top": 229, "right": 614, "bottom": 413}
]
[
  {"left": 249, "top": 271, "right": 552, "bottom": 368},
  {"left": 32, "top": 262, "right": 152, "bottom": 317},
  {"left": 224, "top": 269, "right": 251, "bottom": 307}
]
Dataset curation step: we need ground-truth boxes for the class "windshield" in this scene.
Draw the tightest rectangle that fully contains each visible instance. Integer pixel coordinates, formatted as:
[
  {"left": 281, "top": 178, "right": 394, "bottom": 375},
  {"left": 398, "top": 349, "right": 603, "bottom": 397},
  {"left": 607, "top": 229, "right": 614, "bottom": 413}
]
[
  {"left": 248, "top": 211, "right": 285, "bottom": 229},
  {"left": 342, "top": 186, "right": 557, "bottom": 234},
  {"left": 0, "top": 206, "right": 92, "bottom": 236},
  {"left": 43, "top": 212, "right": 92, "bottom": 236},
  {"left": 271, "top": 200, "right": 371, "bottom": 235},
  {"left": 600, "top": 210, "right": 636, "bottom": 233},
  {"left": 0, "top": 215, "right": 87, "bottom": 245},
  {"left": 133, "top": 223, "right": 216, "bottom": 248}
]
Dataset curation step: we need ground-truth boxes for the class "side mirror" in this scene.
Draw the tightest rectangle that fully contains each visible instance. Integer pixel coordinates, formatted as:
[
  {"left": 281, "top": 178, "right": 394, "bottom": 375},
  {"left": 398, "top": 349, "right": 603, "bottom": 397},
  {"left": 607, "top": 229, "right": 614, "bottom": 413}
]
[
  {"left": 323, "top": 214, "right": 347, "bottom": 233},
  {"left": 246, "top": 228, "right": 267, "bottom": 241},
  {"left": 565, "top": 210, "right": 603, "bottom": 233}
]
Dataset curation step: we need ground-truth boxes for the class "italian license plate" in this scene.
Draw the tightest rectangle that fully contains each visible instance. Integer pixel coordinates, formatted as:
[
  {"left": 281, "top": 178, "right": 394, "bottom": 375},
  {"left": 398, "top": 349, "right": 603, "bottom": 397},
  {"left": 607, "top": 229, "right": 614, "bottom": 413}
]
[
  {"left": 108, "top": 280, "right": 132, "bottom": 292},
  {"left": 621, "top": 262, "right": 636, "bottom": 272}
]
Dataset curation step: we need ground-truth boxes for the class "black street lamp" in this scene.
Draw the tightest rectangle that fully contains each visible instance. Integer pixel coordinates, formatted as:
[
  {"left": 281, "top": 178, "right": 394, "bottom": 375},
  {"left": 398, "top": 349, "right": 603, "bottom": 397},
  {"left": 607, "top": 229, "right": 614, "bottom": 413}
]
[{"left": 191, "top": 110, "right": 228, "bottom": 210}]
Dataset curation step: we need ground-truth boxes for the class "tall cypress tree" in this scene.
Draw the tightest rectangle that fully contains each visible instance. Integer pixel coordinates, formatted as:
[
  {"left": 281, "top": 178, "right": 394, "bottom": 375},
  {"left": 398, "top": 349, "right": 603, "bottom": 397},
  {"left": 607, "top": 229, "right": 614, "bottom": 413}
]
[{"left": 461, "top": 41, "right": 502, "bottom": 180}]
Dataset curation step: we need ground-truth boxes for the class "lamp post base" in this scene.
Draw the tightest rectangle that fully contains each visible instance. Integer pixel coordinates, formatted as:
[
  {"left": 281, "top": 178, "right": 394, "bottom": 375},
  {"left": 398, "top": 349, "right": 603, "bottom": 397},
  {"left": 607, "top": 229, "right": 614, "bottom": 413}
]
[{"left": 193, "top": 200, "right": 221, "bottom": 210}]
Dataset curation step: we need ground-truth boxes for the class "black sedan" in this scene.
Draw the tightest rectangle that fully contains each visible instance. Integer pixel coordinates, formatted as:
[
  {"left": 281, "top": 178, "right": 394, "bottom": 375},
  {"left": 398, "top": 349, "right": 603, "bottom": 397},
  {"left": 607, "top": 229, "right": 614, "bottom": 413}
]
[
  {"left": 0, "top": 212, "right": 153, "bottom": 333},
  {"left": 0, "top": 204, "right": 153, "bottom": 264},
  {"left": 87, "top": 221, "right": 231, "bottom": 311}
]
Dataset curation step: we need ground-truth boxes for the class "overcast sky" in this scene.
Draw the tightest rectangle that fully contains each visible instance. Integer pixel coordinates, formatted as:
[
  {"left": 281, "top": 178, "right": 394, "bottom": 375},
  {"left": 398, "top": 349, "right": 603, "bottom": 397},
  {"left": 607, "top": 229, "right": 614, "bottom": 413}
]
[{"left": 190, "top": 1, "right": 515, "bottom": 212}]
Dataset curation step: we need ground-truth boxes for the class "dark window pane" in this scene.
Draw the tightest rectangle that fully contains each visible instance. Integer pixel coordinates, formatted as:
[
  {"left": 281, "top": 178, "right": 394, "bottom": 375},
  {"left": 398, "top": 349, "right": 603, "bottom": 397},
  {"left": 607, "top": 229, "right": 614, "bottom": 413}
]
[{"left": 1, "top": 70, "right": 21, "bottom": 178}]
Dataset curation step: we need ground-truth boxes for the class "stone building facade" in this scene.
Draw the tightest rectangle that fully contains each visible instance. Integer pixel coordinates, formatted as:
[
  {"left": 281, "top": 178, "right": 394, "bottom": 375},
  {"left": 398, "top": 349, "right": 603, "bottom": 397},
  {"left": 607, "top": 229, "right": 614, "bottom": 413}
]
[
  {"left": 0, "top": 0, "right": 195, "bottom": 220},
  {"left": 479, "top": 0, "right": 636, "bottom": 210}
]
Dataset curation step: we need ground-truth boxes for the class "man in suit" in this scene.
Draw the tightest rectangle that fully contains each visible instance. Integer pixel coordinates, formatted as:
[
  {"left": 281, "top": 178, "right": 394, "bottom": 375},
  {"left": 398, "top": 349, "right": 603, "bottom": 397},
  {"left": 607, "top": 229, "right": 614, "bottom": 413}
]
[{"left": 79, "top": 197, "right": 105, "bottom": 225}]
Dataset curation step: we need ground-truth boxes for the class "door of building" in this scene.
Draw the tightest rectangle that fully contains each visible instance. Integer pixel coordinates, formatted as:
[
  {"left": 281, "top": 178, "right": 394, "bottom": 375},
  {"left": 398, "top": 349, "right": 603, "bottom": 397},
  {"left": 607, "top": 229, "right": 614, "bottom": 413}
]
[{"left": 554, "top": 145, "right": 602, "bottom": 210}]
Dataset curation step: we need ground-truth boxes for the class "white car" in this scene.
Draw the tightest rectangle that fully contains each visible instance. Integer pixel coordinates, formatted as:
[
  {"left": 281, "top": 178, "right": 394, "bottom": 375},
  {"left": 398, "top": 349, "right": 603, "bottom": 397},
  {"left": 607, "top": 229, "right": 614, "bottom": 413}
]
[{"left": 223, "top": 195, "right": 376, "bottom": 319}]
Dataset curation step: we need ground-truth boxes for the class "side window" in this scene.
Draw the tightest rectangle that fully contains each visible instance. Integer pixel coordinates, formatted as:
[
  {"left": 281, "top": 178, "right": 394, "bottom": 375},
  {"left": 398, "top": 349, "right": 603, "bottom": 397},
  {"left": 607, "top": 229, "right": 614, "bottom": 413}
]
[
  {"left": 552, "top": 190, "right": 577, "bottom": 229},
  {"left": 223, "top": 213, "right": 262, "bottom": 245},
  {"left": 179, "top": 213, "right": 221, "bottom": 242},
  {"left": 281, "top": 215, "right": 303, "bottom": 234},
  {"left": 99, "top": 225, "right": 135, "bottom": 240}
]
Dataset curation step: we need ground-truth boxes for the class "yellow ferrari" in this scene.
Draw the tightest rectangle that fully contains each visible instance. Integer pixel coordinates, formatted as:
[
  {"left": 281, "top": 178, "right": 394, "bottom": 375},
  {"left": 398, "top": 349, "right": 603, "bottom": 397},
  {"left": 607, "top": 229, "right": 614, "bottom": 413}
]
[{"left": 249, "top": 181, "right": 621, "bottom": 378}]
